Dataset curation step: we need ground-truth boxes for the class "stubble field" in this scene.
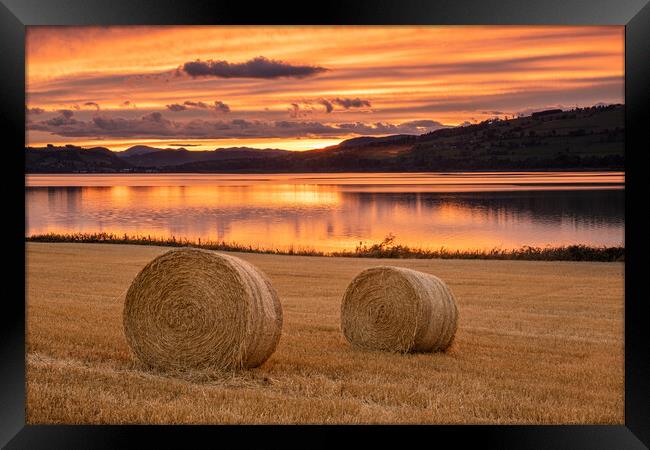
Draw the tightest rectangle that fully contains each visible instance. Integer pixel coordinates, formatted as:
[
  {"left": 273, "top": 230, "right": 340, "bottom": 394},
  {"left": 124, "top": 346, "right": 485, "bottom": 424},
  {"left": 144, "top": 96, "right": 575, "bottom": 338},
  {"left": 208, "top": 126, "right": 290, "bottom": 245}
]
[{"left": 26, "top": 242, "right": 624, "bottom": 424}]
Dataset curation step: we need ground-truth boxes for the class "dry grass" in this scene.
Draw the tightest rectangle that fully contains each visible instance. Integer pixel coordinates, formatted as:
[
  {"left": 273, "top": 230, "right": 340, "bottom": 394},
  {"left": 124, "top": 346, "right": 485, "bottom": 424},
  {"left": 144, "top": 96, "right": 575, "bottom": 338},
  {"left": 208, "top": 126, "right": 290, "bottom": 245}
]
[{"left": 26, "top": 242, "right": 624, "bottom": 424}]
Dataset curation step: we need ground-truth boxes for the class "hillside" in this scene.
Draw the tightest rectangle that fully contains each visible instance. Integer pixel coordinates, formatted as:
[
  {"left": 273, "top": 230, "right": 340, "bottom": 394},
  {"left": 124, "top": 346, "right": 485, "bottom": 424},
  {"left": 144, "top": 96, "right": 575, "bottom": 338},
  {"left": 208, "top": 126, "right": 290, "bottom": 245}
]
[
  {"left": 25, "top": 145, "right": 132, "bottom": 173},
  {"left": 25, "top": 104, "right": 624, "bottom": 173},
  {"left": 121, "top": 147, "right": 292, "bottom": 167}
]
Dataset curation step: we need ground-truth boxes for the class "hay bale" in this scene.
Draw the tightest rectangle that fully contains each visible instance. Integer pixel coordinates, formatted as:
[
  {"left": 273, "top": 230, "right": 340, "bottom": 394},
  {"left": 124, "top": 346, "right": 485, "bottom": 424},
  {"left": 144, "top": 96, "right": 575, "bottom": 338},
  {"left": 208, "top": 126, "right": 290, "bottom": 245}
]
[
  {"left": 340, "top": 266, "right": 458, "bottom": 353},
  {"left": 123, "top": 248, "right": 282, "bottom": 372}
]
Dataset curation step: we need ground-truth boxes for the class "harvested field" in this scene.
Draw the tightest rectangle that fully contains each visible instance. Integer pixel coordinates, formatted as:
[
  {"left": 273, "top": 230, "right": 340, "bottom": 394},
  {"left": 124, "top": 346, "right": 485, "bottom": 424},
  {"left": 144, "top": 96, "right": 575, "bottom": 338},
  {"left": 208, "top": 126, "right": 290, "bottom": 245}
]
[{"left": 26, "top": 242, "right": 624, "bottom": 424}]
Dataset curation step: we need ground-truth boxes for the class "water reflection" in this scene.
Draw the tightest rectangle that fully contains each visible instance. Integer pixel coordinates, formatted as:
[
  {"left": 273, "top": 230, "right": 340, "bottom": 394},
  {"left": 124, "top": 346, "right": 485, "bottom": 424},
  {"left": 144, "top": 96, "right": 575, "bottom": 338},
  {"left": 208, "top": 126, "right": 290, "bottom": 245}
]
[{"left": 25, "top": 173, "right": 624, "bottom": 252}]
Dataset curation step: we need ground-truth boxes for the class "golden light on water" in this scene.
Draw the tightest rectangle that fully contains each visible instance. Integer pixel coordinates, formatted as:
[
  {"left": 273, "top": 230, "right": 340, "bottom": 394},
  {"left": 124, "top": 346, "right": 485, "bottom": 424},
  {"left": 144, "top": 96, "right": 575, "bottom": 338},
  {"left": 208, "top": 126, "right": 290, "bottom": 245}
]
[{"left": 26, "top": 173, "right": 624, "bottom": 252}]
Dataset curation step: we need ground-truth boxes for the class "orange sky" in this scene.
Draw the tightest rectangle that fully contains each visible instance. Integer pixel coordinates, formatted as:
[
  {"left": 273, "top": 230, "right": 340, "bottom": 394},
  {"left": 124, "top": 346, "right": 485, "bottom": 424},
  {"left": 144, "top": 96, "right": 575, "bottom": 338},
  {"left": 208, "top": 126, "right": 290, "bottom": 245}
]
[{"left": 25, "top": 26, "right": 624, "bottom": 151}]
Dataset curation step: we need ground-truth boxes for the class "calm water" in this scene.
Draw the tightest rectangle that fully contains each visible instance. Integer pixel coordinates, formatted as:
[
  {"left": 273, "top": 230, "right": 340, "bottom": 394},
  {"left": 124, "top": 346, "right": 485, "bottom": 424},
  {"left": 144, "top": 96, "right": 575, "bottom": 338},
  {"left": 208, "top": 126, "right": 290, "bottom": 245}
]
[{"left": 25, "top": 172, "right": 625, "bottom": 252}]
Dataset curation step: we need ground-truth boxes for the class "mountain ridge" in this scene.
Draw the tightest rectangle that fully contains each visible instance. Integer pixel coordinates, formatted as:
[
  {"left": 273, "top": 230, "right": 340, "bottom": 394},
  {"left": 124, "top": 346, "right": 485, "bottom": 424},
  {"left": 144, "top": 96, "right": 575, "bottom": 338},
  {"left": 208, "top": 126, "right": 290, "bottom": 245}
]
[{"left": 26, "top": 104, "right": 624, "bottom": 173}]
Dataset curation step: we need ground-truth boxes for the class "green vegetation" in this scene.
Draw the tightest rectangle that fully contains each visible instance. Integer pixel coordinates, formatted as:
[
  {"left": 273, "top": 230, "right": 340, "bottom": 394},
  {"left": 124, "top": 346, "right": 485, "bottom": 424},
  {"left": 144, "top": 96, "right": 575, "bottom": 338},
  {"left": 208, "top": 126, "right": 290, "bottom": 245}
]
[
  {"left": 26, "top": 232, "right": 625, "bottom": 262},
  {"left": 345, "top": 233, "right": 624, "bottom": 262}
]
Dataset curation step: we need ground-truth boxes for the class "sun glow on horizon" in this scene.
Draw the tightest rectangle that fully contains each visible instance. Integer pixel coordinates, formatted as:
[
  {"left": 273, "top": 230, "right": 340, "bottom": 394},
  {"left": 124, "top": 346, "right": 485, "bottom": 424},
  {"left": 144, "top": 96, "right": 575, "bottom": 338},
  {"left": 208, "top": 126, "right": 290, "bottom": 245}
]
[
  {"left": 26, "top": 137, "right": 348, "bottom": 152},
  {"left": 26, "top": 25, "right": 624, "bottom": 151}
]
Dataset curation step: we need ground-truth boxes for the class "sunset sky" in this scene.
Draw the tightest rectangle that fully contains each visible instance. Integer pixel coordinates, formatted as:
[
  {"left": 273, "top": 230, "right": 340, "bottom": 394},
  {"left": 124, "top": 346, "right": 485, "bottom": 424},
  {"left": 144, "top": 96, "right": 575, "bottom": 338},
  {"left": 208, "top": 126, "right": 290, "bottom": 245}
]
[{"left": 26, "top": 26, "right": 624, "bottom": 151}]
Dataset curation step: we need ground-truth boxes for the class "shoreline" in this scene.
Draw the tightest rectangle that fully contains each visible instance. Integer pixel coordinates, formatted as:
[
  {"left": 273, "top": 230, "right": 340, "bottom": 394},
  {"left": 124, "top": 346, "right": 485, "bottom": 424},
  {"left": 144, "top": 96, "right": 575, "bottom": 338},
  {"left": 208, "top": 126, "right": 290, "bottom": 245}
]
[{"left": 25, "top": 233, "right": 625, "bottom": 262}]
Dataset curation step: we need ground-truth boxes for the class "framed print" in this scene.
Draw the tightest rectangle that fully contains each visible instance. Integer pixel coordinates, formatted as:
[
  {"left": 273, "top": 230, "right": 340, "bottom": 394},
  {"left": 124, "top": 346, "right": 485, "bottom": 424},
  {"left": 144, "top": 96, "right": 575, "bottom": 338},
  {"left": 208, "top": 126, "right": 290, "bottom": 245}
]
[{"left": 2, "top": 0, "right": 649, "bottom": 447}]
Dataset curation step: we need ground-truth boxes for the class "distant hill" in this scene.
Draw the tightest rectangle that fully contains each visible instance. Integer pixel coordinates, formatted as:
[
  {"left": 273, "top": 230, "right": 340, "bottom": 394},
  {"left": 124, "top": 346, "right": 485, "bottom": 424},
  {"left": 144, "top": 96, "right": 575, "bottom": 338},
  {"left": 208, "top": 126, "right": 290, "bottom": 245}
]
[
  {"left": 116, "top": 145, "right": 165, "bottom": 158},
  {"left": 25, "top": 145, "right": 132, "bottom": 173},
  {"left": 337, "top": 134, "right": 416, "bottom": 148},
  {"left": 25, "top": 104, "right": 624, "bottom": 173},
  {"left": 121, "top": 147, "right": 292, "bottom": 167}
]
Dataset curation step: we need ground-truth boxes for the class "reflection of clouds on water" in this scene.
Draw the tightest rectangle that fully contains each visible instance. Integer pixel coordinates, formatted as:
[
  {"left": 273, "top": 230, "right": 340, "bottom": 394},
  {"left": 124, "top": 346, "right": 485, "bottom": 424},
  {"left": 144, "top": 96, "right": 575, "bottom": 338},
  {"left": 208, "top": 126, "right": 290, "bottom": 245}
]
[{"left": 25, "top": 178, "right": 624, "bottom": 251}]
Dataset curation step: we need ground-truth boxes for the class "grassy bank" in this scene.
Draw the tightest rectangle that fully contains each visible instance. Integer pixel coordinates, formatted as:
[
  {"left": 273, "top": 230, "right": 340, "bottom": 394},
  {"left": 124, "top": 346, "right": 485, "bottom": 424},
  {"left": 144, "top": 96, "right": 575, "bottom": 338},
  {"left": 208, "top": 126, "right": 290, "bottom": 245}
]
[{"left": 26, "top": 232, "right": 625, "bottom": 262}]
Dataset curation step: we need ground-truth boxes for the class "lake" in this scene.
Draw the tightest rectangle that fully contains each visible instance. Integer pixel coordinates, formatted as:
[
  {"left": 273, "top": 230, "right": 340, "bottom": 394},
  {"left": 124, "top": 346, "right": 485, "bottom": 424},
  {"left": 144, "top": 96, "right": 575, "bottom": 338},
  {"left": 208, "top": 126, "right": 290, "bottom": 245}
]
[{"left": 25, "top": 172, "right": 625, "bottom": 252}]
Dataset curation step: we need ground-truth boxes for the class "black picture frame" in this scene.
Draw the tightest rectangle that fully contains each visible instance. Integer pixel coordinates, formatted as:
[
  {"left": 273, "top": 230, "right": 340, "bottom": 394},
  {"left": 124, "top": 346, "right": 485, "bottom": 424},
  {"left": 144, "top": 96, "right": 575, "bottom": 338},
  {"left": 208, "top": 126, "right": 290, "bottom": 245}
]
[{"left": 2, "top": 0, "right": 648, "bottom": 447}]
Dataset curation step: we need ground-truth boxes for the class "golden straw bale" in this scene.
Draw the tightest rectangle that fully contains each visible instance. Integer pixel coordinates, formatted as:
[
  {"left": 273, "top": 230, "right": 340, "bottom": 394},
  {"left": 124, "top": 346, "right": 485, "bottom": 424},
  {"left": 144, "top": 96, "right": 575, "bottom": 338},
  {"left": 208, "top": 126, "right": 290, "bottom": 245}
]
[
  {"left": 123, "top": 248, "right": 282, "bottom": 372},
  {"left": 341, "top": 266, "right": 458, "bottom": 353}
]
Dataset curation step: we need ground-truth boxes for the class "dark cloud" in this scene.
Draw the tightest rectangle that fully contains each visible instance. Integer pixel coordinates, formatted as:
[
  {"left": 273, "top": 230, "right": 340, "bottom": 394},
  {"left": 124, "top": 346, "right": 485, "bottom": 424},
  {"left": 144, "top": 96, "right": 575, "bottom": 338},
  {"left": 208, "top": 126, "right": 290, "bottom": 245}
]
[
  {"left": 38, "top": 109, "right": 79, "bottom": 127},
  {"left": 288, "top": 103, "right": 313, "bottom": 118},
  {"left": 184, "top": 100, "right": 209, "bottom": 109},
  {"left": 311, "top": 98, "right": 370, "bottom": 113},
  {"left": 182, "top": 56, "right": 327, "bottom": 79},
  {"left": 173, "top": 100, "right": 230, "bottom": 113},
  {"left": 214, "top": 100, "right": 230, "bottom": 113},
  {"left": 26, "top": 107, "right": 45, "bottom": 115},
  {"left": 28, "top": 111, "right": 447, "bottom": 140},
  {"left": 58, "top": 109, "right": 75, "bottom": 119},
  {"left": 143, "top": 112, "right": 167, "bottom": 123},
  {"left": 288, "top": 103, "right": 300, "bottom": 118},
  {"left": 337, "top": 120, "right": 445, "bottom": 135},
  {"left": 318, "top": 99, "right": 334, "bottom": 113},
  {"left": 332, "top": 97, "right": 372, "bottom": 109},
  {"left": 166, "top": 103, "right": 188, "bottom": 112},
  {"left": 83, "top": 101, "right": 100, "bottom": 111}
]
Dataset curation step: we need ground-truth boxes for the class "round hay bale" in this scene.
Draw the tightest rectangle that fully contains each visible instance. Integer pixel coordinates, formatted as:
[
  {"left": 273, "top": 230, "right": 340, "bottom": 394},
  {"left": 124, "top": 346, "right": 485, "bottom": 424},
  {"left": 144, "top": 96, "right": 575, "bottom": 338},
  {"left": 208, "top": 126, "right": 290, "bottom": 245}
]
[
  {"left": 123, "top": 248, "right": 282, "bottom": 372},
  {"left": 340, "top": 266, "right": 458, "bottom": 353}
]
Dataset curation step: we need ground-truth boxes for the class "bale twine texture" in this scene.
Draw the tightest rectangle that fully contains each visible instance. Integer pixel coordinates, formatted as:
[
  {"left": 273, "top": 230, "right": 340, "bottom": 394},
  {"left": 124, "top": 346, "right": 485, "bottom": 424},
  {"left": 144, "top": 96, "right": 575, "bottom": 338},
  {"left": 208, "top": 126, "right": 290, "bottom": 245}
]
[
  {"left": 123, "top": 248, "right": 282, "bottom": 372},
  {"left": 341, "top": 266, "right": 458, "bottom": 353}
]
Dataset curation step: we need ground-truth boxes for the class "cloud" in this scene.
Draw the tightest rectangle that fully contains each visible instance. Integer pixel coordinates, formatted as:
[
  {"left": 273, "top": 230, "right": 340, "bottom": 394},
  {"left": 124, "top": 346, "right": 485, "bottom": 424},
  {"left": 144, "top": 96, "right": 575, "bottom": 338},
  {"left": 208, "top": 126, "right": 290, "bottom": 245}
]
[
  {"left": 318, "top": 99, "right": 333, "bottom": 113},
  {"left": 310, "top": 98, "right": 371, "bottom": 113},
  {"left": 183, "top": 100, "right": 209, "bottom": 109},
  {"left": 337, "top": 120, "right": 446, "bottom": 135},
  {"left": 181, "top": 56, "right": 327, "bottom": 79},
  {"left": 381, "top": 82, "right": 623, "bottom": 116},
  {"left": 288, "top": 103, "right": 313, "bottom": 118},
  {"left": 28, "top": 111, "right": 448, "bottom": 140},
  {"left": 214, "top": 100, "right": 230, "bottom": 113},
  {"left": 143, "top": 112, "right": 167, "bottom": 123},
  {"left": 37, "top": 109, "right": 79, "bottom": 127},
  {"left": 169, "top": 100, "right": 231, "bottom": 113},
  {"left": 84, "top": 101, "right": 100, "bottom": 111},
  {"left": 58, "top": 109, "right": 75, "bottom": 119},
  {"left": 26, "top": 107, "right": 45, "bottom": 115},
  {"left": 166, "top": 103, "right": 188, "bottom": 112},
  {"left": 332, "top": 97, "right": 371, "bottom": 109}
]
